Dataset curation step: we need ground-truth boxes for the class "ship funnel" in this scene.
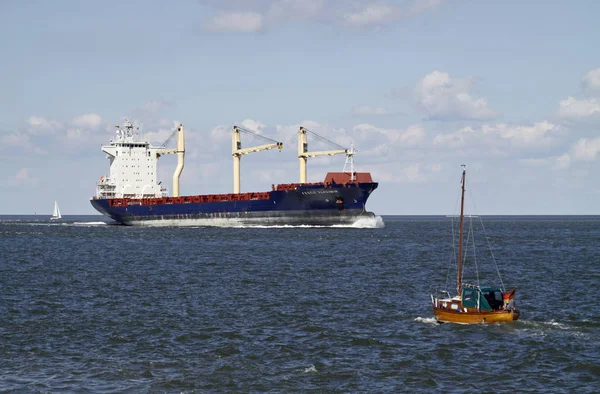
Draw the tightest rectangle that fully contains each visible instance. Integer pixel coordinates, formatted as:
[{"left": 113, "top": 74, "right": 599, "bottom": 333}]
[{"left": 172, "top": 124, "right": 185, "bottom": 197}]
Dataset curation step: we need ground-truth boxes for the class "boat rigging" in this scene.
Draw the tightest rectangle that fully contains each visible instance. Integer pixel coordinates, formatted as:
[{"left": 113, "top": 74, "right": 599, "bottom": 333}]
[{"left": 431, "top": 165, "right": 520, "bottom": 324}]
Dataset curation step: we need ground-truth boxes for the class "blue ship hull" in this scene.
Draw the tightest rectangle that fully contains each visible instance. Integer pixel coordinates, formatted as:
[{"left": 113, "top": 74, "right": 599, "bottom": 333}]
[{"left": 91, "top": 182, "right": 378, "bottom": 226}]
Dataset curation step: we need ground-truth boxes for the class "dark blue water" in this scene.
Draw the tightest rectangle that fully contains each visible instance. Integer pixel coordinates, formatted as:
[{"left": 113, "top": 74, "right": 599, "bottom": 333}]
[{"left": 0, "top": 215, "right": 598, "bottom": 393}]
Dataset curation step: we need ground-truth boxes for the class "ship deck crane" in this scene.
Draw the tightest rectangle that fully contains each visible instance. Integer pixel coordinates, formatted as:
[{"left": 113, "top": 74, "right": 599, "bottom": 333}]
[
  {"left": 232, "top": 126, "right": 283, "bottom": 194},
  {"left": 156, "top": 124, "right": 185, "bottom": 197},
  {"left": 298, "top": 127, "right": 350, "bottom": 184}
]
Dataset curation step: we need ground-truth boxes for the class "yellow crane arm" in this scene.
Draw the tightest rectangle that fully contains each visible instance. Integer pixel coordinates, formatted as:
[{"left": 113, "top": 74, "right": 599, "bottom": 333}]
[
  {"left": 301, "top": 149, "right": 347, "bottom": 158},
  {"left": 157, "top": 148, "right": 177, "bottom": 157},
  {"left": 234, "top": 142, "right": 283, "bottom": 156}
]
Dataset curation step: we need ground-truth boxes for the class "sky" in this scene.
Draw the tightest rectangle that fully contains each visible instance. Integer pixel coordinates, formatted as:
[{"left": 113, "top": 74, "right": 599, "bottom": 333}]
[{"left": 1, "top": 0, "right": 599, "bottom": 215}]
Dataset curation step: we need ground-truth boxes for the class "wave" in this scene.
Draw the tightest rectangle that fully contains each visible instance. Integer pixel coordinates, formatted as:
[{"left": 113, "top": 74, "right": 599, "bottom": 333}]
[
  {"left": 299, "top": 364, "right": 317, "bottom": 373},
  {"left": 237, "top": 215, "right": 385, "bottom": 229},
  {"left": 519, "top": 319, "right": 573, "bottom": 331},
  {"left": 514, "top": 319, "right": 590, "bottom": 339},
  {"left": 414, "top": 316, "right": 440, "bottom": 325},
  {"left": 2, "top": 221, "right": 107, "bottom": 227},
  {"left": 232, "top": 224, "right": 330, "bottom": 229},
  {"left": 349, "top": 215, "right": 385, "bottom": 228},
  {"left": 129, "top": 216, "right": 385, "bottom": 229}
]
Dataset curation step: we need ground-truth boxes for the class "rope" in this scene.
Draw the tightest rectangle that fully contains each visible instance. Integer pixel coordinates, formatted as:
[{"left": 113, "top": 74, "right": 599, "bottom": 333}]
[
  {"left": 470, "top": 215, "right": 480, "bottom": 287},
  {"left": 160, "top": 128, "right": 178, "bottom": 149},
  {"left": 303, "top": 128, "right": 346, "bottom": 150},
  {"left": 444, "top": 216, "right": 456, "bottom": 292},
  {"left": 444, "top": 186, "right": 463, "bottom": 293},
  {"left": 467, "top": 185, "right": 506, "bottom": 292},
  {"left": 235, "top": 126, "right": 280, "bottom": 144},
  {"left": 461, "top": 222, "right": 470, "bottom": 285},
  {"left": 478, "top": 216, "right": 505, "bottom": 292}
]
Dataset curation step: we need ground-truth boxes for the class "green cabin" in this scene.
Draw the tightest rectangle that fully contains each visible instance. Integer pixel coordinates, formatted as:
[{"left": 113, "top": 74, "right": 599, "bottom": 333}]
[{"left": 461, "top": 286, "right": 504, "bottom": 311}]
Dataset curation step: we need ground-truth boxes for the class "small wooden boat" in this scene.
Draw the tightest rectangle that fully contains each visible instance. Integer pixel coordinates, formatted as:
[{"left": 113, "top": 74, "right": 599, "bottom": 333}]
[{"left": 431, "top": 166, "right": 519, "bottom": 324}]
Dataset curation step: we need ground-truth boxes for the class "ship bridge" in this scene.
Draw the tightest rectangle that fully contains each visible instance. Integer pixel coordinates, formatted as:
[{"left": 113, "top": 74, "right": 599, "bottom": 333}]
[{"left": 96, "top": 119, "right": 172, "bottom": 199}]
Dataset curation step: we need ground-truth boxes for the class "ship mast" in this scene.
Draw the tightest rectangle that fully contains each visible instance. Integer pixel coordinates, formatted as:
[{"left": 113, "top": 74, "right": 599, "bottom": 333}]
[
  {"left": 342, "top": 144, "right": 357, "bottom": 181},
  {"left": 457, "top": 165, "right": 466, "bottom": 296}
]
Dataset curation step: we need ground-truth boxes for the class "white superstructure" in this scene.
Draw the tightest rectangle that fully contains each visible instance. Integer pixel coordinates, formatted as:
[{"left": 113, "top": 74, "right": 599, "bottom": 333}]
[{"left": 96, "top": 119, "right": 184, "bottom": 199}]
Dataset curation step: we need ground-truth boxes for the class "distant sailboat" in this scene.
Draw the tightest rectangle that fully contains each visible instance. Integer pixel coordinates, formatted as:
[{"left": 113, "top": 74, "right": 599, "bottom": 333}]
[
  {"left": 50, "top": 201, "right": 62, "bottom": 221},
  {"left": 431, "top": 166, "right": 519, "bottom": 324}
]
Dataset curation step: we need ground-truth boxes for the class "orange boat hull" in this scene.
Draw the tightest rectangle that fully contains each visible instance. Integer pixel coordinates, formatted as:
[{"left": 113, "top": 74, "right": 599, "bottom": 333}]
[{"left": 433, "top": 307, "right": 520, "bottom": 324}]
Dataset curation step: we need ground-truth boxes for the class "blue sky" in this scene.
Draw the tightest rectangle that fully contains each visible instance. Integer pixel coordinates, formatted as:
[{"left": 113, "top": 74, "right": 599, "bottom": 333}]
[{"left": 1, "top": 0, "right": 599, "bottom": 215}]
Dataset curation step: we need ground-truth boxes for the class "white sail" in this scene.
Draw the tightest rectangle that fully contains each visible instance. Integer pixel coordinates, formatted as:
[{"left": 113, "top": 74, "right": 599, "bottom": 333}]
[{"left": 51, "top": 201, "right": 62, "bottom": 220}]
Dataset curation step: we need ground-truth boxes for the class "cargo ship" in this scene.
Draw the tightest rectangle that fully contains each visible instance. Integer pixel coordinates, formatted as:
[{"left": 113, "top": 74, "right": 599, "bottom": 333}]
[{"left": 90, "top": 119, "right": 378, "bottom": 226}]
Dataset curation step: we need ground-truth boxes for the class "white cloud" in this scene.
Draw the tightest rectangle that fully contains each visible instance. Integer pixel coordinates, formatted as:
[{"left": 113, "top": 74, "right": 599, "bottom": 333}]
[
  {"left": 415, "top": 70, "right": 496, "bottom": 120},
  {"left": 210, "top": 125, "right": 231, "bottom": 143},
  {"left": 240, "top": 119, "right": 266, "bottom": 133},
  {"left": 519, "top": 153, "right": 574, "bottom": 170},
  {"left": 433, "top": 126, "right": 474, "bottom": 147},
  {"left": 60, "top": 113, "right": 105, "bottom": 145},
  {"left": 12, "top": 168, "right": 38, "bottom": 186},
  {"left": 1, "top": 132, "right": 47, "bottom": 154},
  {"left": 343, "top": 1, "right": 446, "bottom": 28},
  {"left": 555, "top": 154, "right": 571, "bottom": 169},
  {"left": 353, "top": 123, "right": 424, "bottom": 146},
  {"left": 200, "top": 0, "right": 446, "bottom": 32},
  {"left": 519, "top": 158, "right": 549, "bottom": 167},
  {"left": 483, "top": 121, "right": 560, "bottom": 145},
  {"left": 401, "top": 163, "right": 422, "bottom": 182},
  {"left": 143, "top": 120, "right": 182, "bottom": 146},
  {"left": 27, "top": 116, "right": 61, "bottom": 135},
  {"left": 251, "top": 168, "right": 288, "bottom": 183},
  {"left": 542, "top": 137, "right": 600, "bottom": 171},
  {"left": 343, "top": 4, "right": 401, "bottom": 27},
  {"left": 275, "top": 121, "right": 312, "bottom": 146},
  {"left": 2, "top": 133, "right": 30, "bottom": 147},
  {"left": 393, "top": 125, "right": 425, "bottom": 145},
  {"left": 28, "top": 116, "right": 52, "bottom": 129},
  {"left": 352, "top": 106, "right": 392, "bottom": 116},
  {"left": 369, "top": 162, "right": 441, "bottom": 183},
  {"left": 65, "top": 128, "right": 86, "bottom": 141},
  {"left": 143, "top": 100, "right": 174, "bottom": 113},
  {"left": 556, "top": 67, "right": 600, "bottom": 120},
  {"left": 267, "top": 0, "right": 324, "bottom": 22},
  {"left": 24, "top": 113, "right": 101, "bottom": 147},
  {"left": 582, "top": 67, "right": 600, "bottom": 93},
  {"left": 573, "top": 137, "right": 600, "bottom": 161},
  {"left": 14, "top": 113, "right": 182, "bottom": 153},
  {"left": 72, "top": 113, "right": 102, "bottom": 129},
  {"left": 556, "top": 96, "right": 600, "bottom": 119},
  {"left": 519, "top": 154, "right": 573, "bottom": 170},
  {"left": 429, "top": 162, "right": 442, "bottom": 173},
  {"left": 409, "top": 0, "right": 445, "bottom": 15},
  {"left": 203, "top": 11, "right": 264, "bottom": 33},
  {"left": 434, "top": 121, "right": 560, "bottom": 148}
]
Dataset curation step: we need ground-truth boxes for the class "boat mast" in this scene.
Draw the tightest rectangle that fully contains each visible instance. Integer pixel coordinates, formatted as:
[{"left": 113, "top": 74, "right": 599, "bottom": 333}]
[{"left": 457, "top": 165, "right": 466, "bottom": 295}]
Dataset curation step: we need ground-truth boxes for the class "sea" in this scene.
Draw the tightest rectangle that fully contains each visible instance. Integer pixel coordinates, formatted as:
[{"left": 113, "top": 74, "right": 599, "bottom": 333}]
[{"left": 0, "top": 215, "right": 598, "bottom": 393}]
